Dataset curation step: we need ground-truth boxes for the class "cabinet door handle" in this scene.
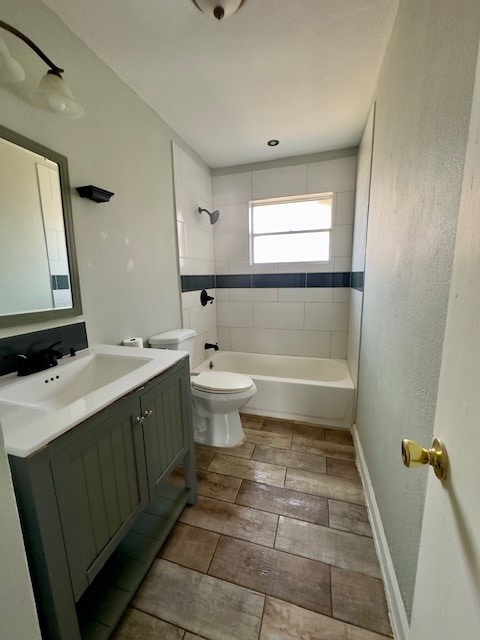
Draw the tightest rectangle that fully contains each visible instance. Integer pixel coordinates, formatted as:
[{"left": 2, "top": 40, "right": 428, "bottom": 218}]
[
  {"left": 135, "top": 416, "right": 145, "bottom": 425},
  {"left": 143, "top": 410, "right": 154, "bottom": 418}
]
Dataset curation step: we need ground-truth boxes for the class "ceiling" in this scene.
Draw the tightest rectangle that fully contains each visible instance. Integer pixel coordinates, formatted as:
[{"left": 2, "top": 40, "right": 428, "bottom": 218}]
[{"left": 42, "top": 0, "right": 399, "bottom": 168}]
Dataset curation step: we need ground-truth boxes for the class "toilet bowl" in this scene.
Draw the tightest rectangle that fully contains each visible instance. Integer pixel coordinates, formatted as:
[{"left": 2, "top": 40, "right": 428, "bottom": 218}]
[{"left": 149, "top": 329, "right": 256, "bottom": 447}]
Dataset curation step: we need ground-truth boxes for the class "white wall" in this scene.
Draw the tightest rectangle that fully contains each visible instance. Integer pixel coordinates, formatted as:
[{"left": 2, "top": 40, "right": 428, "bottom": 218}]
[
  {"left": 0, "top": 0, "right": 210, "bottom": 631},
  {"left": 212, "top": 154, "right": 356, "bottom": 357},
  {"left": 172, "top": 143, "right": 217, "bottom": 368},
  {"left": 355, "top": 0, "right": 480, "bottom": 620},
  {"left": 347, "top": 107, "right": 374, "bottom": 387}
]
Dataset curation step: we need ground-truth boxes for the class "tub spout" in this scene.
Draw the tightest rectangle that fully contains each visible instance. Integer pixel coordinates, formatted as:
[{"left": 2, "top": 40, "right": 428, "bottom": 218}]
[{"left": 205, "top": 342, "right": 219, "bottom": 351}]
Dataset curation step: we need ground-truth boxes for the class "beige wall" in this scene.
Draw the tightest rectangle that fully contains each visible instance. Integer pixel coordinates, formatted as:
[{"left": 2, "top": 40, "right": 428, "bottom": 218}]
[
  {"left": 356, "top": 0, "right": 480, "bottom": 620},
  {"left": 0, "top": 0, "right": 210, "bottom": 634}
]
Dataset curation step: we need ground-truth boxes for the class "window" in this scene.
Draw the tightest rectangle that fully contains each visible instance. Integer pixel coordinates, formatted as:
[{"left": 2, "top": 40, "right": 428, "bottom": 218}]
[{"left": 249, "top": 193, "right": 332, "bottom": 265}]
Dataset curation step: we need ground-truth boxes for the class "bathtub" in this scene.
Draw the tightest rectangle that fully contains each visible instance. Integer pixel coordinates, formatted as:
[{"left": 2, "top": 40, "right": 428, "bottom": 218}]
[{"left": 193, "top": 351, "right": 355, "bottom": 428}]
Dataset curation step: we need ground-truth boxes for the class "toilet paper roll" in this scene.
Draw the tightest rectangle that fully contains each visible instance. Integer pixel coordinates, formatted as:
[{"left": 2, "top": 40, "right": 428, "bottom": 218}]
[{"left": 122, "top": 337, "right": 144, "bottom": 348}]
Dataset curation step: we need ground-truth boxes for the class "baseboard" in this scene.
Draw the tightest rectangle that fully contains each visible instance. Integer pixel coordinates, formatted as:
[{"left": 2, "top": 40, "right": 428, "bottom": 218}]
[{"left": 352, "top": 424, "right": 410, "bottom": 640}]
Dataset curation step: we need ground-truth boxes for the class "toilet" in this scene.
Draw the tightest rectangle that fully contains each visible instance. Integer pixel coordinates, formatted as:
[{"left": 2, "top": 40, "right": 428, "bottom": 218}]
[{"left": 149, "top": 329, "right": 256, "bottom": 447}]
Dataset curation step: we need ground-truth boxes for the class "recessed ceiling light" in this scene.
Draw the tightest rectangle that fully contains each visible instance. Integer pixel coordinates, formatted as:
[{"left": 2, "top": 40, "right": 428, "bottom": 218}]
[{"left": 267, "top": 139, "right": 279, "bottom": 147}]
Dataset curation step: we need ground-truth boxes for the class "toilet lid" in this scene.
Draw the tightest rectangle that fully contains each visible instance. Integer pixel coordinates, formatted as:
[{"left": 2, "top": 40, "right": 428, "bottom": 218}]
[{"left": 192, "top": 371, "right": 254, "bottom": 393}]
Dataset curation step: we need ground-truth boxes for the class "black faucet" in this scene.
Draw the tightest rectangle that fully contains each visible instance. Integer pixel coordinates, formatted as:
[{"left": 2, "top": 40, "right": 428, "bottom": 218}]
[
  {"left": 204, "top": 342, "right": 219, "bottom": 351},
  {"left": 11, "top": 341, "right": 64, "bottom": 377}
]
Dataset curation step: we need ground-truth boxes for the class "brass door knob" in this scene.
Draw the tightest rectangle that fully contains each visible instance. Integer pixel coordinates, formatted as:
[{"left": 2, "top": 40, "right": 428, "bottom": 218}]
[{"left": 401, "top": 438, "right": 448, "bottom": 480}]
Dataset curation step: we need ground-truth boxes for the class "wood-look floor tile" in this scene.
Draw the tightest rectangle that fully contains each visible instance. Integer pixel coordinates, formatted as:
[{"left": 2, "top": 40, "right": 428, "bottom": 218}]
[
  {"left": 208, "top": 453, "right": 286, "bottom": 488},
  {"left": 244, "top": 428, "right": 292, "bottom": 449},
  {"left": 196, "top": 441, "right": 255, "bottom": 460},
  {"left": 133, "top": 559, "right": 264, "bottom": 640},
  {"left": 111, "top": 607, "right": 185, "bottom": 639},
  {"left": 236, "top": 480, "right": 328, "bottom": 525},
  {"left": 159, "top": 522, "right": 220, "bottom": 573},
  {"left": 291, "top": 436, "right": 355, "bottom": 461},
  {"left": 262, "top": 419, "right": 325, "bottom": 440},
  {"left": 179, "top": 495, "right": 278, "bottom": 547},
  {"left": 324, "top": 428, "right": 354, "bottom": 447},
  {"left": 240, "top": 413, "right": 264, "bottom": 430},
  {"left": 331, "top": 567, "right": 393, "bottom": 637},
  {"left": 252, "top": 444, "right": 326, "bottom": 474},
  {"left": 195, "top": 449, "right": 215, "bottom": 470},
  {"left": 328, "top": 500, "right": 372, "bottom": 537},
  {"left": 285, "top": 468, "right": 365, "bottom": 505},
  {"left": 184, "top": 634, "right": 206, "bottom": 640},
  {"left": 196, "top": 470, "right": 242, "bottom": 502},
  {"left": 209, "top": 536, "right": 331, "bottom": 615},
  {"left": 259, "top": 597, "right": 391, "bottom": 640},
  {"left": 275, "top": 517, "right": 381, "bottom": 578},
  {"left": 327, "top": 457, "right": 360, "bottom": 480}
]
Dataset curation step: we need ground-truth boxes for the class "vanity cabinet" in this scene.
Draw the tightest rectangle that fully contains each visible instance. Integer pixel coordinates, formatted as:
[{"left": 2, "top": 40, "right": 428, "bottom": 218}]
[{"left": 8, "top": 357, "right": 196, "bottom": 640}]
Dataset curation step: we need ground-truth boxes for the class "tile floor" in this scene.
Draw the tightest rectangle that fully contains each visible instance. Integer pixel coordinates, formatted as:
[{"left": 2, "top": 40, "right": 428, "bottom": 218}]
[{"left": 112, "top": 415, "right": 392, "bottom": 640}]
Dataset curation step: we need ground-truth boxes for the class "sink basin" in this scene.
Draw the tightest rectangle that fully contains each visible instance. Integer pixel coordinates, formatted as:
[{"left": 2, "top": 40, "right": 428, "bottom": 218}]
[
  {"left": 0, "top": 353, "right": 151, "bottom": 411},
  {"left": 0, "top": 344, "right": 188, "bottom": 458}
]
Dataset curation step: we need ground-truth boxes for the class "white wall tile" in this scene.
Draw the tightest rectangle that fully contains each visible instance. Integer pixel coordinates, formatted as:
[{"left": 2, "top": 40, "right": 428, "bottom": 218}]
[
  {"left": 304, "top": 302, "right": 349, "bottom": 331},
  {"left": 177, "top": 221, "right": 186, "bottom": 258},
  {"left": 277, "top": 262, "right": 331, "bottom": 273},
  {"left": 189, "top": 303, "right": 217, "bottom": 336},
  {"left": 335, "top": 191, "right": 356, "bottom": 226},
  {"left": 184, "top": 224, "right": 215, "bottom": 262},
  {"left": 333, "top": 256, "right": 352, "bottom": 272},
  {"left": 230, "top": 288, "right": 277, "bottom": 302},
  {"left": 351, "top": 288, "right": 363, "bottom": 313},
  {"left": 216, "top": 301, "right": 253, "bottom": 327},
  {"left": 251, "top": 164, "right": 308, "bottom": 199},
  {"left": 217, "top": 326, "right": 231, "bottom": 350},
  {"left": 215, "top": 261, "right": 229, "bottom": 274},
  {"left": 215, "top": 288, "right": 230, "bottom": 302},
  {"left": 333, "top": 288, "right": 350, "bottom": 302},
  {"left": 277, "top": 330, "right": 331, "bottom": 358},
  {"left": 176, "top": 185, "right": 208, "bottom": 228},
  {"left": 332, "top": 225, "right": 353, "bottom": 258},
  {"left": 347, "top": 305, "right": 362, "bottom": 387},
  {"left": 230, "top": 327, "right": 277, "bottom": 354},
  {"left": 307, "top": 156, "right": 357, "bottom": 193},
  {"left": 180, "top": 149, "right": 212, "bottom": 202},
  {"left": 331, "top": 332, "right": 348, "bottom": 359},
  {"left": 182, "top": 307, "right": 190, "bottom": 328},
  {"left": 213, "top": 172, "right": 252, "bottom": 206},
  {"left": 179, "top": 257, "right": 215, "bottom": 275},
  {"left": 278, "top": 288, "right": 333, "bottom": 302},
  {"left": 214, "top": 233, "right": 249, "bottom": 263},
  {"left": 181, "top": 290, "right": 201, "bottom": 309},
  {"left": 45, "top": 229, "right": 59, "bottom": 260},
  {"left": 254, "top": 302, "right": 304, "bottom": 329},
  {"left": 227, "top": 203, "right": 249, "bottom": 233}
]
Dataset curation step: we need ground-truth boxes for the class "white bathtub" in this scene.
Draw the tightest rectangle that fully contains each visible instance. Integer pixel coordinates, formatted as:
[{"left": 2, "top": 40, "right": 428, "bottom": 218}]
[{"left": 193, "top": 351, "right": 355, "bottom": 428}]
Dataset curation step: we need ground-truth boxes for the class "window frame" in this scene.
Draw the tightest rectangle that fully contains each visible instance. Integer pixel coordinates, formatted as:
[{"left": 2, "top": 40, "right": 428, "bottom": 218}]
[{"left": 248, "top": 192, "right": 333, "bottom": 266}]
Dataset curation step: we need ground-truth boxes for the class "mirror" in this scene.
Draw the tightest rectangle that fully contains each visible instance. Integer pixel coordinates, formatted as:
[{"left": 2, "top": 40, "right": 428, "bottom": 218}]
[{"left": 0, "top": 125, "right": 82, "bottom": 327}]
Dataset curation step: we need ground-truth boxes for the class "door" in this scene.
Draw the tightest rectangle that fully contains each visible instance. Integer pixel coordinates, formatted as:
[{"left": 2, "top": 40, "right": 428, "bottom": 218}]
[{"left": 409, "top": 44, "right": 480, "bottom": 638}]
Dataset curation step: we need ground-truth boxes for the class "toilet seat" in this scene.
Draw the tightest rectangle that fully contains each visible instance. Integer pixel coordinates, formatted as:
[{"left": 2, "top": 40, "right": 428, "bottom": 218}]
[{"left": 191, "top": 371, "right": 254, "bottom": 394}]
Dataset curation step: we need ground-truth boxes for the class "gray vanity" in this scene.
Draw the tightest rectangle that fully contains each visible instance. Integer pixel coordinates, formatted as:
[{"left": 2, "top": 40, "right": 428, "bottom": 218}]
[{"left": 7, "top": 353, "right": 196, "bottom": 640}]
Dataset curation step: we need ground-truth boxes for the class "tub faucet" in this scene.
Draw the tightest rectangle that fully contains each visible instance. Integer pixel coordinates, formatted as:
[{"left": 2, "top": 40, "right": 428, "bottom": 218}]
[{"left": 205, "top": 342, "right": 219, "bottom": 351}]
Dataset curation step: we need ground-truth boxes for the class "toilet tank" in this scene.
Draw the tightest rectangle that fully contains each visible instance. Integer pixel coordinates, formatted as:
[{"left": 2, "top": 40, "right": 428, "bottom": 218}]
[{"left": 149, "top": 328, "right": 196, "bottom": 360}]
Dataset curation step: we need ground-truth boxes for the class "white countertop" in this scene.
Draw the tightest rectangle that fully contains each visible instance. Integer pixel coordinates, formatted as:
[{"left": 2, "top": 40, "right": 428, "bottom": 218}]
[{"left": 0, "top": 344, "right": 187, "bottom": 458}]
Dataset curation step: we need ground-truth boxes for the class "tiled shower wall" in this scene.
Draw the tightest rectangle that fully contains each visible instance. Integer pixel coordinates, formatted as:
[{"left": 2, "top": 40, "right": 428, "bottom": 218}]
[
  {"left": 172, "top": 143, "right": 217, "bottom": 368},
  {"left": 347, "top": 109, "right": 374, "bottom": 386},
  {"left": 212, "top": 154, "right": 356, "bottom": 357}
]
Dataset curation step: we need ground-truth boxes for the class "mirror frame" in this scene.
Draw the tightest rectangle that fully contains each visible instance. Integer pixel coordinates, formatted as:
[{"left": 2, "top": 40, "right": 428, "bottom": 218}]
[{"left": 0, "top": 124, "right": 82, "bottom": 327}]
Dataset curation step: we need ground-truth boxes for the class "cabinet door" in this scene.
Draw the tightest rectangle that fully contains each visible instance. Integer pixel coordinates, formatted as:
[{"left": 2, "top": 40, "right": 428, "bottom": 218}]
[
  {"left": 141, "top": 362, "right": 191, "bottom": 495},
  {"left": 51, "top": 394, "right": 148, "bottom": 600}
]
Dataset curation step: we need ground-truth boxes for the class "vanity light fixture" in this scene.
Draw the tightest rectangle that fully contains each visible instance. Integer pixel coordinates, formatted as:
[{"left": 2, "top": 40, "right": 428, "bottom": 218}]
[
  {"left": 190, "top": 0, "right": 246, "bottom": 20},
  {"left": 0, "top": 20, "right": 84, "bottom": 118}
]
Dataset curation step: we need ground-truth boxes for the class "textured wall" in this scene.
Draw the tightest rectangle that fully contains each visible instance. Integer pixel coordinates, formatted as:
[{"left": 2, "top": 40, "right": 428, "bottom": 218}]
[{"left": 356, "top": 0, "right": 480, "bottom": 619}]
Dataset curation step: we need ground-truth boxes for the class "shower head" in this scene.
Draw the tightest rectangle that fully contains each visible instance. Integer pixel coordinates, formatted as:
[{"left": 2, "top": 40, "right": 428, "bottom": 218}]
[{"left": 198, "top": 207, "right": 220, "bottom": 225}]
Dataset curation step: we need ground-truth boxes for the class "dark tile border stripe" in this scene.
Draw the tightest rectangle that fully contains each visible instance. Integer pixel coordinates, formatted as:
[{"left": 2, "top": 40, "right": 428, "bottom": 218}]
[
  {"left": 181, "top": 272, "right": 355, "bottom": 292},
  {"left": 351, "top": 272, "right": 365, "bottom": 292},
  {"left": 181, "top": 275, "right": 215, "bottom": 292}
]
